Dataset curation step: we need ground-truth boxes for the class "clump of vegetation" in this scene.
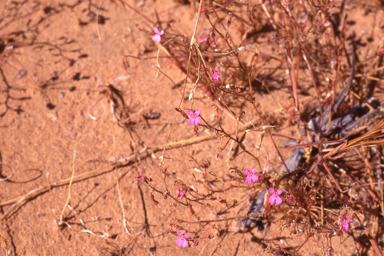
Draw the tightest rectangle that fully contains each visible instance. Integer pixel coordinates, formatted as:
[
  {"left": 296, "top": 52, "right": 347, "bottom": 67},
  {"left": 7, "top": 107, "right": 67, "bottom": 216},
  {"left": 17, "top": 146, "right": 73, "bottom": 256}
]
[{"left": 130, "top": 0, "right": 384, "bottom": 254}]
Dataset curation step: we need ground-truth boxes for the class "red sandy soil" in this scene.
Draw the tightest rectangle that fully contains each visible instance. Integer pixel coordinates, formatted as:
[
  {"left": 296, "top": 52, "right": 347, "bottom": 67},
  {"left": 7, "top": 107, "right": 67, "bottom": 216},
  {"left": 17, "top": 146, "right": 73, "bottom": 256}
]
[{"left": 0, "top": 0, "right": 383, "bottom": 255}]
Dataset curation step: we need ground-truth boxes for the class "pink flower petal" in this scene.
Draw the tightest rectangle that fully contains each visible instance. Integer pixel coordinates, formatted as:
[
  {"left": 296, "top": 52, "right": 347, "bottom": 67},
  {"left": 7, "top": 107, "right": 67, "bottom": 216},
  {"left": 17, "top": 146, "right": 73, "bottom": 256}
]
[
  {"left": 177, "top": 189, "right": 186, "bottom": 199},
  {"left": 194, "top": 117, "right": 201, "bottom": 125},
  {"left": 250, "top": 167, "right": 256, "bottom": 173},
  {"left": 322, "top": 21, "right": 331, "bottom": 27},
  {"left": 269, "top": 187, "right": 275, "bottom": 194},
  {"left": 340, "top": 217, "right": 352, "bottom": 232},
  {"left": 276, "top": 188, "right": 282, "bottom": 195},
  {"left": 188, "top": 118, "right": 195, "bottom": 126},
  {"left": 275, "top": 196, "right": 282, "bottom": 205},
  {"left": 154, "top": 27, "right": 159, "bottom": 34},
  {"left": 135, "top": 171, "right": 144, "bottom": 181},
  {"left": 184, "top": 233, "right": 189, "bottom": 239},
  {"left": 198, "top": 33, "right": 207, "bottom": 42},
  {"left": 195, "top": 109, "right": 200, "bottom": 116},
  {"left": 245, "top": 176, "right": 252, "bottom": 184},
  {"left": 160, "top": 30, "right": 164, "bottom": 35},
  {"left": 177, "top": 231, "right": 183, "bottom": 237},
  {"left": 187, "top": 110, "right": 193, "bottom": 116},
  {"left": 176, "top": 238, "right": 183, "bottom": 247},
  {"left": 251, "top": 175, "right": 259, "bottom": 183},
  {"left": 182, "top": 239, "right": 188, "bottom": 248},
  {"left": 209, "top": 38, "right": 218, "bottom": 46},
  {"left": 243, "top": 168, "right": 249, "bottom": 175},
  {"left": 268, "top": 195, "right": 276, "bottom": 205},
  {"left": 152, "top": 35, "right": 160, "bottom": 42},
  {"left": 196, "top": 7, "right": 206, "bottom": 12}
]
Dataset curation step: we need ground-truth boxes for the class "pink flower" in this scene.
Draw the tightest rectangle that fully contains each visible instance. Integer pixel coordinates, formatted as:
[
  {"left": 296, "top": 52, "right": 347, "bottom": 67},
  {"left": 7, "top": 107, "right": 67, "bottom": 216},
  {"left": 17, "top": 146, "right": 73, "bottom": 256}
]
[
  {"left": 212, "top": 69, "right": 220, "bottom": 82},
  {"left": 322, "top": 21, "right": 331, "bottom": 27},
  {"left": 152, "top": 27, "right": 164, "bottom": 42},
  {"left": 195, "top": 64, "right": 205, "bottom": 71},
  {"left": 187, "top": 109, "right": 201, "bottom": 125},
  {"left": 196, "top": 7, "right": 206, "bottom": 12},
  {"left": 300, "top": 21, "right": 307, "bottom": 27},
  {"left": 340, "top": 217, "right": 351, "bottom": 232},
  {"left": 176, "top": 231, "right": 189, "bottom": 248},
  {"left": 135, "top": 171, "right": 144, "bottom": 181},
  {"left": 243, "top": 167, "right": 259, "bottom": 184},
  {"left": 177, "top": 188, "right": 186, "bottom": 200},
  {"left": 209, "top": 37, "right": 218, "bottom": 47},
  {"left": 268, "top": 187, "right": 283, "bottom": 205},
  {"left": 286, "top": 194, "right": 292, "bottom": 203},
  {"left": 198, "top": 33, "right": 207, "bottom": 42}
]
